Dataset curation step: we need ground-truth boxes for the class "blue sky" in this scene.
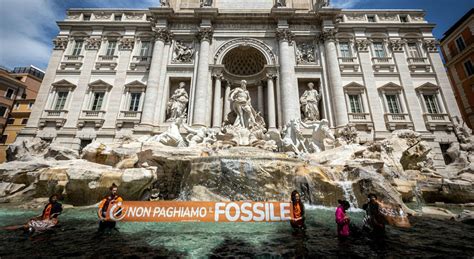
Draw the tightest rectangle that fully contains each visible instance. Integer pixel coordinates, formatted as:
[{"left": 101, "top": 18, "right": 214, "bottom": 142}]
[{"left": 0, "top": 0, "right": 472, "bottom": 70}]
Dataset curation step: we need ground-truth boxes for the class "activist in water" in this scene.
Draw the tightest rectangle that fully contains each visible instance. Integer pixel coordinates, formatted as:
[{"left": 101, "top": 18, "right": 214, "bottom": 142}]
[
  {"left": 290, "top": 190, "right": 305, "bottom": 231},
  {"left": 98, "top": 183, "right": 123, "bottom": 233}
]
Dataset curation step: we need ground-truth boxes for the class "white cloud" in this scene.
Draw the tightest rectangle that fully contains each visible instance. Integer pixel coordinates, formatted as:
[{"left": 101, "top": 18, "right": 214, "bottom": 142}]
[
  {"left": 0, "top": 0, "right": 157, "bottom": 70},
  {"left": 331, "top": 0, "right": 362, "bottom": 8}
]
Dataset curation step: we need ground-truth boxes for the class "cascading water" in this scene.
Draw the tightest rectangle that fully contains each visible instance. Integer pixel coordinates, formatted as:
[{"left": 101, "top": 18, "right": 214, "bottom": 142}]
[{"left": 335, "top": 171, "right": 359, "bottom": 210}]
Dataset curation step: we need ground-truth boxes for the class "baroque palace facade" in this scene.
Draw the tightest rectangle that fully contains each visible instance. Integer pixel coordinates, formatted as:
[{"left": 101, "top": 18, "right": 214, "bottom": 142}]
[{"left": 18, "top": 0, "right": 464, "bottom": 168}]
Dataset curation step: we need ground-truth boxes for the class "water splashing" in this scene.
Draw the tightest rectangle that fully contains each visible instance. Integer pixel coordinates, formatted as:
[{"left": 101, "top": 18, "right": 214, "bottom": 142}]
[{"left": 335, "top": 171, "right": 359, "bottom": 211}]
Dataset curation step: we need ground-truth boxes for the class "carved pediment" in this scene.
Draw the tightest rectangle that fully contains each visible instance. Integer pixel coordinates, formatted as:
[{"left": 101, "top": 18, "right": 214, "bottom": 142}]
[
  {"left": 343, "top": 82, "right": 365, "bottom": 90},
  {"left": 378, "top": 82, "right": 403, "bottom": 91},
  {"left": 51, "top": 79, "right": 77, "bottom": 90},
  {"left": 88, "top": 79, "right": 113, "bottom": 91},
  {"left": 124, "top": 80, "right": 147, "bottom": 90},
  {"left": 415, "top": 82, "right": 440, "bottom": 92}
]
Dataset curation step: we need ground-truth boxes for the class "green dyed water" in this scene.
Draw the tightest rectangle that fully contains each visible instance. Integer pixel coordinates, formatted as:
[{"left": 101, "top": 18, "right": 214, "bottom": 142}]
[{"left": 0, "top": 205, "right": 473, "bottom": 257}]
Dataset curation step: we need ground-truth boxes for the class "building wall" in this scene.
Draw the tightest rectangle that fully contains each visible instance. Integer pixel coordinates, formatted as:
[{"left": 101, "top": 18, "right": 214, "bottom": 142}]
[
  {"left": 17, "top": 5, "right": 463, "bottom": 169},
  {"left": 441, "top": 11, "right": 474, "bottom": 128}
]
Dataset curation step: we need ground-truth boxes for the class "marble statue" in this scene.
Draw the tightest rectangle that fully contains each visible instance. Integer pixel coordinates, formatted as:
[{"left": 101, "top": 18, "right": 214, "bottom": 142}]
[
  {"left": 335, "top": 124, "right": 359, "bottom": 145},
  {"left": 300, "top": 119, "right": 335, "bottom": 153},
  {"left": 173, "top": 41, "right": 194, "bottom": 63},
  {"left": 281, "top": 119, "right": 308, "bottom": 154},
  {"left": 229, "top": 80, "right": 257, "bottom": 129},
  {"left": 147, "top": 117, "right": 186, "bottom": 147},
  {"left": 200, "top": 0, "right": 212, "bottom": 7},
  {"left": 182, "top": 123, "right": 217, "bottom": 147},
  {"left": 300, "top": 82, "right": 322, "bottom": 122},
  {"left": 160, "top": 0, "right": 169, "bottom": 7},
  {"left": 166, "top": 82, "right": 189, "bottom": 122}
]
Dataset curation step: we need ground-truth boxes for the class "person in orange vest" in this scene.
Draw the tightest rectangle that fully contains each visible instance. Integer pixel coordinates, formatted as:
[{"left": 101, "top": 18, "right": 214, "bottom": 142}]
[
  {"left": 290, "top": 190, "right": 306, "bottom": 231},
  {"left": 98, "top": 183, "right": 123, "bottom": 233},
  {"left": 25, "top": 194, "right": 63, "bottom": 234}
]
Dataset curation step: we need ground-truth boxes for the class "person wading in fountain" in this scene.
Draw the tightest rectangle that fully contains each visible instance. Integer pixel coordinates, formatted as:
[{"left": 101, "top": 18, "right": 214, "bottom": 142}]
[
  {"left": 98, "top": 183, "right": 123, "bottom": 234},
  {"left": 335, "top": 200, "right": 351, "bottom": 240},
  {"left": 290, "top": 190, "right": 306, "bottom": 231},
  {"left": 362, "top": 193, "right": 386, "bottom": 237},
  {"left": 23, "top": 194, "right": 63, "bottom": 234}
]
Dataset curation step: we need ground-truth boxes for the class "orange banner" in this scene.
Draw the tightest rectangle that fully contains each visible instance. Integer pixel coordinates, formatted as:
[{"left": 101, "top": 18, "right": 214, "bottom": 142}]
[{"left": 100, "top": 201, "right": 293, "bottom": 223}]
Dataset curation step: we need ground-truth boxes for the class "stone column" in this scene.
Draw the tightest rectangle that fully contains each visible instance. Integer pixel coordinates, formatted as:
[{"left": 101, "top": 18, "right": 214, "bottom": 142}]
[
  {"left": 63, "top": 36, "right": 102, "bottom": 129},
  {"left": 276, "top": 28, "right": 300, "bottom": 124},
  {"left": 23, "top": 36, "right": 68, "bottom": 134},
  {"left": 321, "top": 29, "right": 348, "bottom": 127},
  {"left": 156, "top": 40, "right": 173, "bottom": 124},
  {"left": 101, "top": 37, "right": 134, "bottom": 130},
  {"left": 192, "top": 27, "right": 213, "bottom": 126},
  {"left": 424, "top": 39, "right": 463, "bottom": 119},
  {"left": 390, "top": 39, "right": 428, "bottom": 132},
  {"left": 355, "top": 38, "right": 387, "bottom": 132},
  {"left": 223, "top": 80, "right": 231, "bottom": 121},
  {"left": 212, "top": 73, "right": 223, "bottom": 128},
  {"left": 257, "top": 84, "right": 264, "bottom": 117},
  {"left": 266, "top": 73, "right": 277, "bottom": 129},
  {"left": 140, "top": 27, "right": 172, "bottom": 128}
]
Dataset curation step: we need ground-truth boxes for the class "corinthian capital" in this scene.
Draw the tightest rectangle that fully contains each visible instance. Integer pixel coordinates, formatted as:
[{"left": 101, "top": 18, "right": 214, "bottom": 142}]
[
  {"left": 119, "top": 37, "right": 135, "bottom": 50},
  {"left": 389, "top": 39, "right": 406, "bottom": 52},
  {"left": 423, "top": 39, "right": 439, "bottom": 53},
  {"left": 52, "top": 36, "right": 69, "bottom": 50},
  {"left": 153, "top": 27, "right": 174, "bottom": 43},
  {"left": 196, "top": 27, "right": 214, "bottom": 42},
  {"left": 85, "top": 37, "right": 102, "bottom": 50},
  {"left": 275, "top": 28, "right": 294, "bottom": 43},
  {"left": 319, "top": 29, "right": 336, "bottom": 42},
  {"left": 354, "top": 39, "right": 371, "bottom": 52}
]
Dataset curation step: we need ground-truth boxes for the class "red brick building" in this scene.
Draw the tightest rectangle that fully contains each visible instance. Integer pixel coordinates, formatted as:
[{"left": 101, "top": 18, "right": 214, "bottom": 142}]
[{"left": 440, "top": 8, "right": 474, "bottom": 128}]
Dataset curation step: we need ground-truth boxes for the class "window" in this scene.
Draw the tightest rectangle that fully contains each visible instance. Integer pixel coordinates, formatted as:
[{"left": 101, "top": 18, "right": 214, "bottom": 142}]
[
  {"left": 21, "top": 118, "right": 28, "bottom": 125},
  {"left": 54, "top": 91, "right": 69, "bottom": 110},
  {"left": 455, "top": 36, "right": 466, "bottom": 52},
  {"left": 373, "top": 42, "right": 386, "bottom": 58},
  {"left": 83, "top": 14, "right": 91, "bottom": 21},
  {"left": 7, "top": 118, "right": 14, "bottom": 124},
  {"left": 129, "top": 92, "right": 141, "bottom": 111},
  {"left": 114, "top": 14, "right": 122, "bottom": 21},
  {"left": 0, "top": 135, "right": 7, "bottom": 144},
  {"left": 0, "top": 106, "right": 7, "bottom": 117},
  {"left": 28, "top": 102, "right": 33, "bottom": 109},
  {"left": 423, "top": 94, "right": 440, "bottom": 114},
  {"left": 72, "top": 40, "right": 83, "bottom": 56},
  {"left": 106, "top": 41, "right": 117, "bottom": 56},
  {"left": 464, "top": 60, "right": 474, "bottom": 76},
  {"left": 400, "top": 15, "right": 408, "bottom": 23},
  {"left": 5, "top": 88, "right": 15, "bottom": 99},
  {"left": 348, "top": 94, "right": 363, "bottom": 113},
  {"left": 339, "top": 42, "right": 351, "bottom": 58},
  {"left": 407, "top": 43, "right": 420, "bottom": 58},
  {"left": 140, "top": 41, "right": 150, "bottom": 57},
  {"left": 91, "top": 92, "right": 105, "bottom": 111},
  {"left": 367, "top": 15, "right": 376, "bottom": 22},
  {"left": 385, "top": 94, "right": 401, "bottom": 114},
  {"left": 14, "top": 103, "right": 20, "bottom": 110}
]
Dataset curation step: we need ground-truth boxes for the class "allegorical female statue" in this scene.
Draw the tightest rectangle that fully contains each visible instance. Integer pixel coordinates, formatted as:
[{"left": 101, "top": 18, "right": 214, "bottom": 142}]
[
  {"left": 300, "top": 82, "right": 322, "bottom": 122},
  {"left": 229, "top": 80, "right": 257, "bottom": 129},
  {"left": 166, "top": 82, "right": 189, "bottom": 122}
]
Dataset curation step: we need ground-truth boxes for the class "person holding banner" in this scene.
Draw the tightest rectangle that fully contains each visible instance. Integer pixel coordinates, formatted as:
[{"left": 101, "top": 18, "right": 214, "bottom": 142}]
[
  {"left": 335, "top": 200, "right": 351, "bottom": 240},
  {"left": 98, "top": 183, "right": 123, "bottom": 234},
  {"left": 290, "top": 190, "right": 306, "bottom": 231}
]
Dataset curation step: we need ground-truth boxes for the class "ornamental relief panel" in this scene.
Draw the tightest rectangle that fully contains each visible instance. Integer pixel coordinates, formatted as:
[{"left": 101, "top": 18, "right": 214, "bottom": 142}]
[
  {"left": 172, "top": 41, "right": 195, "bottom": 63},
  {"left": 378, "top": 14, "right": 398, "bottom": 22},
  {"left": 94, "top": 12, "right": 112, "bottom": 20},
  {"left": 345, "top": 14, "right": 366, "bottom": 21},
  {"left": 295, "top": 42, "right": 317, "bottom": 65}
]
